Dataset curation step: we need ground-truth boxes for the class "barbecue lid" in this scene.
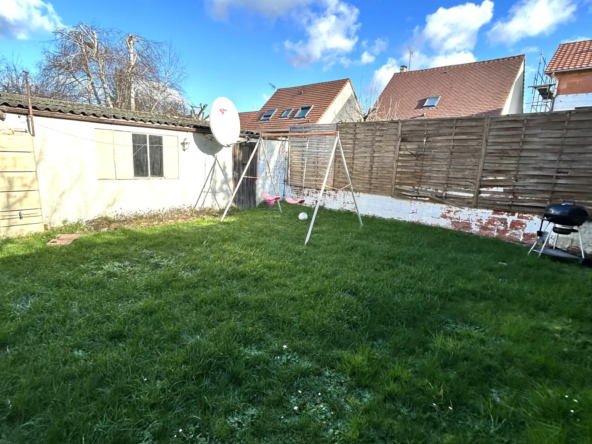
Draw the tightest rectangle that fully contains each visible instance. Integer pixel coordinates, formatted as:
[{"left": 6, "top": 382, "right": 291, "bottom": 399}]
[{"left": 544, "top": 203, "right": 589, "bottom": 226}]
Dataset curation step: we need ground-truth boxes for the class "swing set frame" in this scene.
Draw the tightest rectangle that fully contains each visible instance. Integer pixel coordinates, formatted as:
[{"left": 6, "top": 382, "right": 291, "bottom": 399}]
[{"left": 221, "top": 131, "right": 363, "bottom": 245}]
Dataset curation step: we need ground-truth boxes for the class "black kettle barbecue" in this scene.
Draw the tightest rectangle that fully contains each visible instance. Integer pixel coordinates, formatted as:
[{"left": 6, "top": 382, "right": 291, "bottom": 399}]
[{"left": 528, "top": 202, "right": 589, "bottom": 260}]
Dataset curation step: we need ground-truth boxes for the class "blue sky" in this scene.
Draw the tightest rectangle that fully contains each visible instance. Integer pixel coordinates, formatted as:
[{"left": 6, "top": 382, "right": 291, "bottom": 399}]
[{"left": 1, "top": 0, "right": 591, "bottom": 112}]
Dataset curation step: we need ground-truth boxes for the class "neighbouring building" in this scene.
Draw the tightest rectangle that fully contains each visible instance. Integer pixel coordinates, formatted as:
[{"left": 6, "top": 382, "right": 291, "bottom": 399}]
[
  {"left": 545, "top": 39, "right": 592, "bottom": 111},
  {"left": 376, "top": 55, "right": 525, "bottom": 120},
  {"left": 239, "top": 79, "right": 361, "bottom": 132},
  {"left": 0, "top": 92, "right": 233, "bottom": 237}
]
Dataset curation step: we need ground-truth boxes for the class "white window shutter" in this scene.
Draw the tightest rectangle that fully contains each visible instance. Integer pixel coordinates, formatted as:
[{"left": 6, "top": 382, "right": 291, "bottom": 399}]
[
  {"left": 95, "top": 129, "right": 116, "bottom": 179},
  {"left": 113, "top": 131, "right": 134, "bottom": 179},
  {"left": 163, "top": 135, "right": 179, "bottom": 179}
]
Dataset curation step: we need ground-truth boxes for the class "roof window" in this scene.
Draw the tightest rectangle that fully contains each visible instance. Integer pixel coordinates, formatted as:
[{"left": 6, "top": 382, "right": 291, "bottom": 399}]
[
  {"left": 294, "top": 105, "right": 313, "bottom": 119},
  {"left": 260, "top": 109, "right": 277, "bottom": 121},
  {"left": 423, "top": 96, "right": 441, "bottom": 108},
  {"left": 279, "top": 109, "right": 293, "bottom": 119}
]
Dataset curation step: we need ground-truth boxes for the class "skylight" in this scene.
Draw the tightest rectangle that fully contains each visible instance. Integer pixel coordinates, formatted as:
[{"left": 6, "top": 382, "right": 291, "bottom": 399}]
[
  {"left": 280, "top": 109, "right": 293, "bottom": 119},
  {"left": 423, "top": 96, "right": 441, "bottom": 108},
  {"left": 260, "top": 109, "right": 277, "bottom": 121},
  {"left": 294, "top": 105, "right": 313, "bottom": 119}
]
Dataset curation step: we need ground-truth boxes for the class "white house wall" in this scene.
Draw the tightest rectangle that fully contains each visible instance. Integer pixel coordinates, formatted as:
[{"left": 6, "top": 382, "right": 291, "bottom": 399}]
[
  {"left": 553, "top": 93, "right": 592, "bottom": 111},
  {"left": 502, "top": 62, "right": 525, "bottom": 115},
  {"left": 3, "top": 113, "right": 233, "bottom": 228},
  {"left": 319, "top": 83, "right": 359, "bottom": 123}
]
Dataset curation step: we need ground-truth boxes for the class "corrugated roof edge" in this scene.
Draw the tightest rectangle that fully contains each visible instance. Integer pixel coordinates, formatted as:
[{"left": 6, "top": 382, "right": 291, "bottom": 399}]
[
  {"left": 0, "top": 92, "right": 210, "bottom": 130},
  {"left": 392, "top": 55, "right": 526, "bottom": 76}
]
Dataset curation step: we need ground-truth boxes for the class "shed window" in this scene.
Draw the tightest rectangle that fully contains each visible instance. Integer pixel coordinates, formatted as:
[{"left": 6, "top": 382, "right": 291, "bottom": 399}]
[
  {"left": 132, "top": 134, "right": 163, "bottom": 178},
  {"left": 423, "top": 96, "right": 441, "bottom": 108},
  {"left": 294, "top": 105, "right": 313, "bottom": 119},
  {"left": 280, "top": 109, "right": 293, "bottom": 118},
  {"left": 260, "top": 109, "right": 277, "bottom": 121}
]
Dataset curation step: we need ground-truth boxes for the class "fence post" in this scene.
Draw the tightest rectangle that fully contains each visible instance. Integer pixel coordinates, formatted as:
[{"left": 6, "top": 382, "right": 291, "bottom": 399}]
[
  {"left": 473, "top": 117, "right": 491, "bottom": 208},
  {"left": 390, "top": 120, "right": 402, "bottom": 197}
]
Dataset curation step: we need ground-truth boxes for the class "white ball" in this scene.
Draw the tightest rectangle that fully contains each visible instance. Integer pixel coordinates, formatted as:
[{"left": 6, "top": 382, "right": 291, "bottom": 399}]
[{"left": 298, "top": 212, "right": 308, "bottom": 221}]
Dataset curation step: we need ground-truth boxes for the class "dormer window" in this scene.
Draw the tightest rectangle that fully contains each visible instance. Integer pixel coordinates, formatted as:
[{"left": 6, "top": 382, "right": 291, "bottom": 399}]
[
  {"left": 279, "top": 109, "right": 293, "bottom": 119},
  {"left": 423, "top": 96, "right": 441, "bottom": 108},
  {"left": 294, "top": 105, "right": 313, "bottom": 119},
  {"left": 260, "top": 109, "right": 277, "bottom": 121}
]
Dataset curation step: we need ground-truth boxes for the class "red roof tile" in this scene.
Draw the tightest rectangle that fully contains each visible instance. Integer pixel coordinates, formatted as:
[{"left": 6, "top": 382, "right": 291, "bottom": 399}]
[
  {"left": 239, "top": 111, "right": 258, "bottom": 130},
  {"left": 546, "top": 40, "right": 592, "bottom": 73},
  {"left": 376, "top": 55, "right": 525, "bottom": 120},
  {"left": 242, "top": 79, "right": 351, "bottom": 132}
]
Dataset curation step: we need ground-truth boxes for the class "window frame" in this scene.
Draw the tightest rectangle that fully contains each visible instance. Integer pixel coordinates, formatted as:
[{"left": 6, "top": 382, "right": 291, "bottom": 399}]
[
  {"left": 423, "top": 96, "right": 441, "bottom": 108},
  {"left": 294, "top": 105, "right": 313, "bottom": 119},
  {"left": 279, "top": 109, "right": 293, "bottom": 119},
  {"left": 260, "top": 109, "right": 277, "bottom": 121},
  {"left": 132, "top": 133, "right": 165, "bottom": 179}
]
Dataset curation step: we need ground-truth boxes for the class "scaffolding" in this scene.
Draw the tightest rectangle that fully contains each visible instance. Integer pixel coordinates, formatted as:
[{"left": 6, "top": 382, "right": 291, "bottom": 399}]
[{"left": 528, "top": 52, "right": 556, "bottom": 113}]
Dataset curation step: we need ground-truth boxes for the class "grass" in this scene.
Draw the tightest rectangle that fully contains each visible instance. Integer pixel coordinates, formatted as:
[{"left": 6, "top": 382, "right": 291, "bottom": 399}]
[{"left": 1, "top": 204, "right": 591, "bottom": 443}]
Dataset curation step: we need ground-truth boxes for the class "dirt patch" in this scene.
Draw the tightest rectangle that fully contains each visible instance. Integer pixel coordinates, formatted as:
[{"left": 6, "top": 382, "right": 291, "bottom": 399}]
[{"left": 81, "top": 207, "right": 225, "bottom": 233}]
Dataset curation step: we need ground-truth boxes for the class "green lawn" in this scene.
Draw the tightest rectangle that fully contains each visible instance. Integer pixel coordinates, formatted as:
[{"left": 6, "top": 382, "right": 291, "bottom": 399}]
[{"left": 1, "top": 205, "right": 591, "bottom": 443}]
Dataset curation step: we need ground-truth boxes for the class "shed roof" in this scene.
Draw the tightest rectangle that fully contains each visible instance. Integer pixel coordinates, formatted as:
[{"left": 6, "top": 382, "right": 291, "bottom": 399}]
[
  {"left": 376, "top": 55, "right": 525, "bottom": 120},
  {"left": 0, "top": 92, "right": 209, "bottom": 130},
  {"left": 242, "top": 79, "right": 351, "bottom": 132},
  {"left": 545, "top": 39, "right": 592, "bottom": 73}
]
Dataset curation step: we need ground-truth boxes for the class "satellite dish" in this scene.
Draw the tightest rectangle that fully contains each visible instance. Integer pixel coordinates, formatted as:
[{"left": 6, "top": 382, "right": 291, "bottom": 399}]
[{"left": 210, "top": 97, "right": 240, "bottom": 147}]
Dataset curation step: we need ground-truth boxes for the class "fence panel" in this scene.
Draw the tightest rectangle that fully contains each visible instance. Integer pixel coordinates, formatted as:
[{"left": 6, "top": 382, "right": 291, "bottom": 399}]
[{"left": 288, "top": 109, "right": 592, "bottom": 214}]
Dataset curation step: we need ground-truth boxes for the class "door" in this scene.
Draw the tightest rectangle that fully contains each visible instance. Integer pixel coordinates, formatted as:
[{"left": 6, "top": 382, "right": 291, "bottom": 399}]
[{"left": 233, "top": 142, "right": 257, "bottom": 208}]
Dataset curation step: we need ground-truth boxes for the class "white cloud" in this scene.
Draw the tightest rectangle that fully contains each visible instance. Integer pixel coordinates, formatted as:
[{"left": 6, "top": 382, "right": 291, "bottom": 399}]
[
  {"left": 263, "top": 93, "right": 270, "bottom": 101},
  {"left": 360, "top": 51, "right": 375, "bottom": 65},
  {"left": 421, "top": 0, "right": 494, "bottom": 53},
  {"left": 369, "top": 38, "right": 388, "bottom": 56},
  {"left": 0, "top": 0, "right": 63, "bottom": 39},
  {"left": 403, "top": 1, "right": 492, "bottom": 71},
  {"left": 284, "top": 0, "right": 360, "bottom": 67},
  {"left": 207, "top": 0, "right": 314, "bottom": 19},
  {"left": 521, "top": 46, "right": 540, "bottom": 53},
  {"left": 561, "top": 36, "right": 591, "bottom": 43},
  {"left": 488, "top": 0, "right": 577, "bottom": 45},
  {"left": 429, "top": 51, "right": 476, "bottom": 67},
  {"left": 372, "top": 57, "right": 399, "bottom": 92}
]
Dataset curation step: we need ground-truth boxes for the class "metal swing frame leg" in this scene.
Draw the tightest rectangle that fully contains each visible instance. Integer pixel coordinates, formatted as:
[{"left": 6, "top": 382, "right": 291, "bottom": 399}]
[
  {"left": 304, "top": 132, "right": 362, "bottom": 245},
  {"left": 194, "top": 154, "right": 233, "bottom": 211}
]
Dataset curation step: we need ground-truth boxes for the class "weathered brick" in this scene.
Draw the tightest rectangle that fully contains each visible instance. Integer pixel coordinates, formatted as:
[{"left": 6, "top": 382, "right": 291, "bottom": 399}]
[
  {"left": 451, "top": 221, "right": 473, "bottom": 232},
  {"left": 484, "top": 217, "right": 509, "bottom": 229},
  {"left": 509, "top": 219, "right": 528, "bottom": 230},
  {"left": 497, "top": 229, "right": 522, "bottom": 242}
]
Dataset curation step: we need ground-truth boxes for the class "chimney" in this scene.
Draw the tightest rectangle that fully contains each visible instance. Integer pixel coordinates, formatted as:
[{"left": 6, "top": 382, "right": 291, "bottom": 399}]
[{"left": 400, "top": 65, "right": 408, "bottom": 72}]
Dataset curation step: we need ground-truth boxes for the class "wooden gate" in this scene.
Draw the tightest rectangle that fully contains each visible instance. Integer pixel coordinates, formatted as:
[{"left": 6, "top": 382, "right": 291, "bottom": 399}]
[
  {"left": 233, "top": 142, "right": 257, "bottom": 208},
  {"left": 0, "top": 131, "right": 44, "bottom": 237}
]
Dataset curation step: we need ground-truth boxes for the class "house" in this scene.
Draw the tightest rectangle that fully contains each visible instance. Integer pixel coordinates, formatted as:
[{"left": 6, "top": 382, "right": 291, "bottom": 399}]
[
  {"left": 375, "top": 55, "right": 525, "bottom": 120},
  {"left": 545, "top": 39, "right": 592, "bottom": 111},
  {"left": 0, "top": 92, "right": 233, "bottom": 237},
  {"left": 239, "top": 79, "right": 360, "bottom": 132}
]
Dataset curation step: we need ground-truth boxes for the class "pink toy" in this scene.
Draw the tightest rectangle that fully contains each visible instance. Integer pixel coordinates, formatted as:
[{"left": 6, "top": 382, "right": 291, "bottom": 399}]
[
  {"left": 263, "top": 193, "right": 281, "bottom": 205},
  {"left": 286, "top": 197, "right": 305, "bottom": 204}
]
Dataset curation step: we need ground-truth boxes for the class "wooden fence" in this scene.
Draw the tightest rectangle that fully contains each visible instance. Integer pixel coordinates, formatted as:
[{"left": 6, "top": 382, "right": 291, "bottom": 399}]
[{"left": 288, "top": 109, "right": 592, "bottom": 214}]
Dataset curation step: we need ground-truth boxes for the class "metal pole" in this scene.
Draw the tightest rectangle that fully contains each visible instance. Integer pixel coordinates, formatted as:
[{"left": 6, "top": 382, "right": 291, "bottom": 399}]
[
  {"left": 337, "top": 134, "right": 363, "bottom": 228},
  {"left": 193, "top": 158, "right": 216, "bottom": 210},
  {"left": 221, "top": 138, "right": 261, "bottom": 221},
  {"left": 24, "top": 71, "right": 35, "bottom": 137},
  {"left": 215, "top": 154, "right": 234, "bottom": 200},
  {"left": 263, "top": 138, "right": 282, "bottom": 213},
  {"left": 304, "top": 135, "right": 339, "bottom": 245}
]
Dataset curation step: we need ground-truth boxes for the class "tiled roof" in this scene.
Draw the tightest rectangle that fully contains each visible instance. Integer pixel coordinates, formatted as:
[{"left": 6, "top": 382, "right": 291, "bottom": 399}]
[
  {"left": 0, "top": 92, "right": 209, "bottom": 129},
  {"left": 376, "top": 55, "right": 525, "bottom": 120},
  {"left": 239, "top": 111, "right": 259, "bottom": 130},
  {"left": 242, "top": 79, "right": 351, "bottom": 132},
  {"left": 545, "top": 40, "right": 592, "bottom": 73}
]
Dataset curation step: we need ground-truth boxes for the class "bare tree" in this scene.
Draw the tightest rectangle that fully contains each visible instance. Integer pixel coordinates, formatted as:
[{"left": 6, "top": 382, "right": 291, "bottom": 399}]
[
  {"left": 0, "top": 56, "right": 28, "bottom": 94},
  {"left": 343, "top": 78, "right": 401, "bottom": 122},
  {"left": 34, "top": 23, "right": 191, "bottom": 115}
]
